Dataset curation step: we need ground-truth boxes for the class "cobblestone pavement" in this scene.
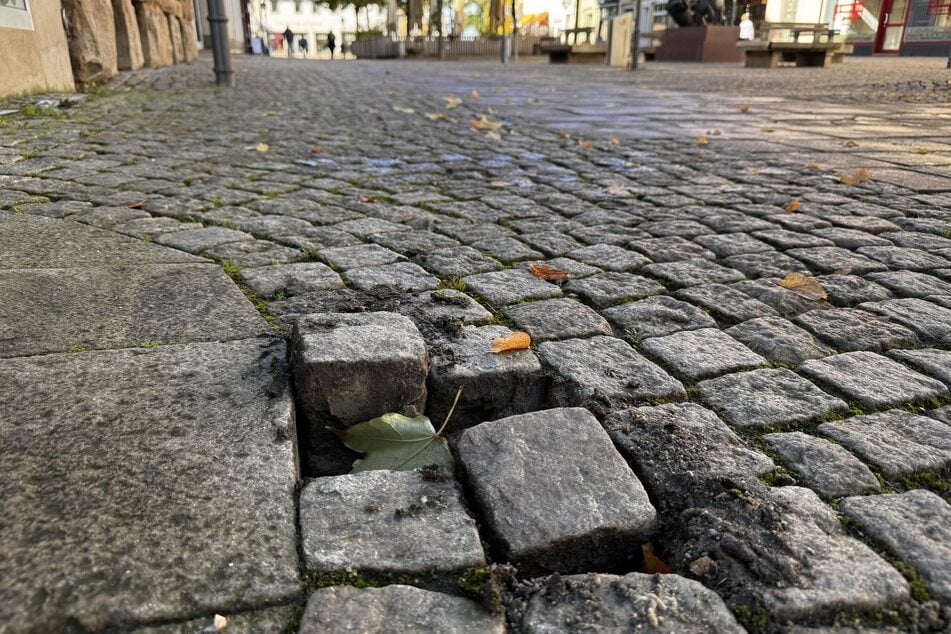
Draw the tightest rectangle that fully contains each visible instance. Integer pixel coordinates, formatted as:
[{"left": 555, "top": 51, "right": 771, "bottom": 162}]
[{"left": 1, "top": 55, "right": 950, "bottom": 633}]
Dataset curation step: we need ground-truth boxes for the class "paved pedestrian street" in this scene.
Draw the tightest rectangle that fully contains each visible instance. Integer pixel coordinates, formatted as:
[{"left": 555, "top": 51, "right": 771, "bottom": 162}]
[{"left": 1, "top": 55, "right": 949, "bottom": 633}]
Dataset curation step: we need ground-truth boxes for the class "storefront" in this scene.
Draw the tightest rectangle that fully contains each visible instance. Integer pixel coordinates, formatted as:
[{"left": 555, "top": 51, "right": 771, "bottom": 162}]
[{"left": 833, "top": 0, "right": 950, "bottom": 54}]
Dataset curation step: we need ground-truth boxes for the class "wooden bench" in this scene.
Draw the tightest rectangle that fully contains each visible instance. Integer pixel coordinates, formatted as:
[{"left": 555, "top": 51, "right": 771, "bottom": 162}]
[
  {"left": 541, "top": 28, "right": 607, "bottom": 64},
  {"left": 738, "top": 23, "right": 845, "bottom": 68}
]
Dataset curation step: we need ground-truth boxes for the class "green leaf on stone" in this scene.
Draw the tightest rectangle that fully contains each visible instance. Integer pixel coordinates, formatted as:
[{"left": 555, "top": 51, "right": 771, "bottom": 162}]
[{"left": 328, "top": 413, "right": 454, "bottom": 473}]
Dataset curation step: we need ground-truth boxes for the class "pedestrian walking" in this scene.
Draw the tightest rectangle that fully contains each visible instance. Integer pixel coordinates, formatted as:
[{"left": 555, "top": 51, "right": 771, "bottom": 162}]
[
  {"left": 327, "top": 32, "right": 336, "bottom": 60},
  {"left": 283, "top": 26, "right": 295, "bottom": 57},
  {"left": 298, "top": 36, "right": 309, "bottom": 56}
]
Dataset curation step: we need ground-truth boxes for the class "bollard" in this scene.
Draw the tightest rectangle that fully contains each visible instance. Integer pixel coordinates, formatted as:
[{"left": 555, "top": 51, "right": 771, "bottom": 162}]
[{"left": 207, "top": 0, "right": 234, "bottom": 87}]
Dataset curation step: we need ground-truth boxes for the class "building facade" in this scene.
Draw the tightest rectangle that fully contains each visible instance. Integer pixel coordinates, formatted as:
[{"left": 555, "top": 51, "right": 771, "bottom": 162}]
[
  {"left": 1, "top": 0, "right": 75, "bottom": 96},
  {"left": 250, "top": 0, "right": 387, "bottom": 57}
]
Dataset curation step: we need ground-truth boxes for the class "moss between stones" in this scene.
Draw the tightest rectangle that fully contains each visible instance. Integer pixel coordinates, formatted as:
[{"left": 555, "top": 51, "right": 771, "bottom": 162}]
[{"left": 730, "top": 603, "right": 769, "bottom": 632}]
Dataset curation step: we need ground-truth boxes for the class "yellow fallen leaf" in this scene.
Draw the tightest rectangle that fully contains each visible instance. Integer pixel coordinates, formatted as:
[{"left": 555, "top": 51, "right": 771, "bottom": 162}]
[
  {"left": 784, "top": 198, "right": 800, "bottom": 213},
  {"left": 559, "top": 132, "right": 571, "bottom": 139},
  {"left": 470, "top": 89, "right": 480, "bottom": 98},
  {"left": 470, "top": 116, "right": 502, "bottom": 131},
  {"left": 312, "top": 145, "right": 322, "bottom": 154},
  {"left": 255, "top": 143, "right": 269, "bottom": 153},
  {"left": 425, "top": 112, "right": 453, "bottom": 121},
  {"left": 213, "top": 614, "right": 228, "bottom": 630},
  {"left": 740, "top": 105, "right": 750, "bottom": 113},
  {"left": 485, "top": 130, "right": 502, "bottom": 141},
  {"left": 487, "top": 107, "right": 498, "bottom": 115},
  {"left": 529, "top": 264, "right": 569, "bottom": 281},
  {"left": 578, "top": 139, "right": 593, "bottom": 149},
  {"left": 778, "top": 272, "right": 827, "bottom": 300},
  {"left": 610, "top": 136, "right": 619, "bottom": 145},
  {"left": 912, "top": 148, "right": 929, "bottom": 155},
  {"left": 642, "top": 544, "right": 672, "bottom": 574},
  {"left": 697, "top": 136, "right": 709, "bottom": 145},
  {"left": 490, "top": 331, "right": 531, "bottom": 353},
  {"left": 711, "top": 130, "right": 721, "bottom": 136},
  {"left": 761, "top": 127, "right": 775, "bottom": 133},
  {"left": 527, "top": 97, "right": 539, "bottom": 104},
  {"left": 839, "top": 168, "right": 870, "bottom": 185},
  {"left": 806, "top": 162, "right": 823, "bottom": 169},
  {"left": 844, "top": 140, "right": 859, "bottom": 148},
  {"left": 443, "top": 95, "right": 462, "bottom": 109},
  {"left": 393, "top": 105, "right": 415, "bottom": 114}
]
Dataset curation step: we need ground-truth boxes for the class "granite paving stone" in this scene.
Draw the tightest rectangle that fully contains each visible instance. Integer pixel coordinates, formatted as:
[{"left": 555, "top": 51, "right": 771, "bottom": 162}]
[
  {"left": 642, "top": 257, "right": 746, "bottom": 288},
  {"left": 698, "top": 368, "right": 847, "bottom": 428},
  {"left": 299, "top": 469, "right": 485, "bottom": 575},
  {"left": 752, "top": 228, "right": 836, "bottom": 250},
  {"left": 502, "top": 297, "right": 612, "bottom": 342},
  {"left": 416, "top": 245, "right": 502, "bottom": 277},
  {"left": 371, "top": 228, "right": 461, "bottom": 256},
  {"left": 344, "top": 261, "right": 440, "bottom": 292},
  {"left": 299, "top": 585, "right": 503, "bottom": 634},
  {"left": 238, "top": 262, "right": 344, "bottom": 298},
  {"left": 517, "top": 256, "right": 602, "bottom": 278},
  {"left": 840, "top": 490, "right": 951, "bottom": 603},
  {"left": 693, "top": 232, "right": 773, "bottom": 257},
  {"left": 112, "top": 216, "right": 204, "bottom": 239},
  {"left": 675, "top": 283, "right": 778, "bottom": 324},
  {"left": 519, "top": 230, "right": 585, "bottom": 257},
  {"left": 858, "top": 298, "right": 951, "bottom": 344},
  {"left": 318, "top": 243, "right": 406, "bottom": 270},
  {"left": 565, "top": 243, "right": 651, "bottom": 271},
  {"left": 762, "top": 432, "right": 881, "bottom": 498},
  {"left": 818, "top": 410, "right": 951, "bottom": 479},
  {"left": 564, "top": 271, "right": 665, "bottom": 307},
  {"left": 816, "top": 274, "right": 893, "bottom": 307},
  {"left": 732, "top": 278, "right": 833, "bottom": 316},
  {"left": 811, "top": 227, "right": 893, "bottom": 249},
  {"left": 866, "top": 270, "right": 951, "bottom": 298},
  {"left": 471, "top": 236, "right": 544, "bottom": 262},
  {"left": 786, "top": 247, "right": 889, "bottom": 275},
  {"left": 722, "top": 251, "right": 809, "bottom": 279},
  {"left": 153, "top": 226, "right": 254, "bottom": 253},
  {"left": 456, "top": 408, "right": 657, "bottom": 573},
  {"left": 463, "top": 268, "right": 562, "bottom": 305},
  {"left": 793, "top": 307, "right": 919, "bottom": 353},
  {"left": 641, "top": 328, "right": 767, "bottom": 382},
  {"left": 857, "top": 246, "right": 950, "bottom": 271},
  {"left": 204, "top": 239, "right": 306, "bottom": 267},
  {"left": 130, "top": 606, "right": 295, "bottom": 634},
  {"left": 0, "top": 340, "right": 300, "bottom": 632},
  {"left": 888, "top": 348, "right": 951, "bottom": 387},
  {"left": 603, "top": 295, "right": 717, "bottom": 341},
  {"left": 630, "top": 235, "right": 717, "bottom": 262}
]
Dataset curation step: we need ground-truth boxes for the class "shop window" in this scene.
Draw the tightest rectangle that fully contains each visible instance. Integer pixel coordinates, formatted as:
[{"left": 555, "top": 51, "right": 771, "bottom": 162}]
[
  {"left": 838, "top": 0, "right": 881, "bottom": 40},
  {"left": 905, "top": 0, "right": 951, "bottom": 40}
]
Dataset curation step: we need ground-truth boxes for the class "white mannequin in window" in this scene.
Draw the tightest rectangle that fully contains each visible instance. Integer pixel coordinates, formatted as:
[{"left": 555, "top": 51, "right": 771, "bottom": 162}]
[{"left": 739, "top": 12, "right": 755, "bottom": 40}]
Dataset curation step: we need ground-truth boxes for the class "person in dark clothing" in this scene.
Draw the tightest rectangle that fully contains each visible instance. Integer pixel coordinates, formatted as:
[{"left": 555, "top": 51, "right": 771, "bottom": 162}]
[
  {"left": 283, "top": 26, "right": 294, "bottom": 57},
  {"left": 298, "top": 36, "right": 309, "bottom": 56},
  {"left": 327, "top": 32, "right": 336, "bottom": 59}
]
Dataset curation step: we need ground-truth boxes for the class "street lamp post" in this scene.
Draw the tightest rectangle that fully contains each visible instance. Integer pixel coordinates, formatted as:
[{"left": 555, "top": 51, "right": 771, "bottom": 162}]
[
  {"left": 207, "top": 0, "right": 234, "bottom": 86},
  {"left": 629, "top": 0, "right": 641, "bottom": 70}
]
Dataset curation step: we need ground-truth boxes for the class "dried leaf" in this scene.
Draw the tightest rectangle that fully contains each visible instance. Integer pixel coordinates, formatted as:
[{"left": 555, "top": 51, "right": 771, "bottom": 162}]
[
  {"left": 121, "top": 201, "right": 144, "bottom": 209},
  {"left": 443, "top": 95, "right": 462, "bottom": 109},
  {"left": 642, "top": 544, "right": 672, "bottom": 574},
  {"left": 711, "top": 129, "right": 721, "bottom": 136},
  {"left": 806, "top": 162, "right": 823, "bottom": 169},
  {"left": 839, "top": 168, "right": 870, "bottom": 185},
  {"left": 609, "top": 136, "right": 619, "bottom": 145},
  {"left": 527, "top": 97, "right": 539, "bottom": 103},
  {"left": 912, "top": 147, "right": 929, "bottom": 155},
  {"left": 740, "top": 105, "right": 750, "bottom": 113},
  {"left": 844, "top": 140, "right": 859, "bottom": 148},
  {"left": 425, "top": 112, "right": 453, "bottom": 121},
  {"left": 487, "top": 107, "right": 498, "bottom": 115},
  {"left": 558, "top": 132, "right": 571, "bottom": 139},
  {"left": 778, "top": 272, "right": 827, "bottom": 301},
  {"left": 485, "top": 130, "right": 502, "bottom": 141},
  {"left": 328, "top": 413, "right": 454, "bottom": 473},
  {"left": 392, "top": 105, "right": 415, "bottom": 114},
  {"left": 490, "top": 331, "right": 531, "bottom": 353},
  {"left": 214, "top": 614, "right": 228, "bottom": 630},
  {"left": 697, "top": 136, "right": 709, "bottom": 145},
  {"left": 470, "top": 89, "right": 480, "bottom": 98},
  {"left": 578, "top": 139, "right": 593, "bottom": 149},
  {"left": 255, "top": 143, "right": 269, "bottom": 153},
  {"left": 605, "top": 185, "right": 629, "bottom": 196},
  {"left": 784, "top": 198, "right": 800, "bottom": 213},
  {"left": 356, "top": 195, "right": 378, "bottom": 203},
  {"left": 832, "top": 267, "right": 853, "bottom": 275},
  {"left": 470, "top": 116, "right": 502, "bottom": 131},
  {"left": 761, "top": 127, "right": 775, "bottom": 133},
  {"left": 312, "top": 145, "right": 322, "bottom": 154},
  {"left": 529, "top": 264, "right": 569, "bottom": 281}
]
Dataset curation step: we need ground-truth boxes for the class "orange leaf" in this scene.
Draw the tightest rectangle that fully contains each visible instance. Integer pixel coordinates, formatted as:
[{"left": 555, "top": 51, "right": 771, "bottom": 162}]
[
  {"left": 784, "top": 198, "right": 800, "bottom": 213},
  {"left": 642, "top": 544, "right": 672, "bottom": 574},
  {"left": 778, "top": 272, "right": 827, "bottom": 301},
  {"left": 609, "top": 136, "right": 619, "bottom": 145},
  {"left": 529, "top": 264, "right": 569, "bottom": 281},
  {"left": 121, "top": 201, "right": 144, "bottom": 209},
  {"left": 312, "top": 145, "right": 322, "bottom": 154},
  {"left": 356, "top": 195, "right": 377, "bottom": 203},
  {"left": 740, "top": 105, "right": 750, "bottom": 113},
  {"left": 844, "top": 140, "right": 859, "bottom": 148},
  {"left": 470, "top": 89, "right": 480, "bottom": 98},
  {"left": 578, "top": 139, "right": 593, "bottom": 149},
  {"left": 839, "top": 168, "right": 870, "bottom": 185},
  {"left": 697, "top": 136, "right": 709, "bottom": 145},
  {"left": 490, "top": 331, "right": 531, "bottom": 353},
  {"left": 470, "top": 116, "right": 502, "bottom": 131}
]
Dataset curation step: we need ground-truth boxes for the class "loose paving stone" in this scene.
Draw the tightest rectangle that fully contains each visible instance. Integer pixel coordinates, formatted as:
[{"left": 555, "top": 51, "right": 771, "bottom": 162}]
[
  {"left": 344, "top": 261, "right": 440, "bottom": 292},
  {"left": 0, "top": 340, "right": 300, "bottom": 632},
  {"left": 456, "top": 408, "right": 657, "bottom": 573},
  {"left": 693, "top": 232, "right": 773, "bottom": 257},
  {"left": 564, "top": 271, "right": 665, "bottom": 307},
  {"left": 603, "top": 295, "right": 717, "bottom": 341},
  {"left": 801, "top": 351, "right": 948, "bottom": 409},
  {"left": 840, "top": 490, "right": 951, "bottom": 603},
  {"left": 565, "top": 243, "right": 651, "bottom": 271},
  {"left": 641, "top": 328, "right": 766, "bottom": 382},
  {"left": 299, "top": 585, "right": 503, "bottom": 634},
  {"left": 857, "top": 246, "right": 950, "bottom": 271},
  {"left": 205, "top": 239, "right": 306, "bottom": 267},
  {"left": 239, "top": 262, "right": 344, "bottom": 298},
  {"left": 538, "top": 336, "right": 686, "bottom": 415},
  {"left": 786, "top": 247, "right": 889, "bottom": 275},
  {"left": 732, "top": 278, "right": 832, "bottom": 316},
  {"left": 299, "top": 469, "right": 484, "bottom": 576},
  {"left": 319, "top": 243, "right": 406, "bottom": 271},
  {"left": 698, "top": 368, "right": 847, "bottom": 428},
  {"left": 675, "top": 283, "right": 778, "bottom": 324},
  {"left": 815, "top": 274, "right": 892, "bottom": 307},
  {"left": 888, "top": 348, "right": 951, "bottom": 387},
  {"left": 722, "top": 251, "right": 808, "bottom": 279},
  {"left": 291, "top": 312, "right": 429, "bottom": 475},
  {"left": 463, "top": 268, "right": 562, "bottom": 305},
  {"left": 629, "top": 235, "right": 716, "bottom": 262},
  {"left": 0, "top": 211, "right": 203, "bottom": 267},
  {"left": 818, "top": 410, "right": 951, "bottom": 479},
  {"left": 426, "top": 325, "right": 547, "bottom": 432},
  {"left": 642, "top": 257, "right": 746, "bottom": 288},
  {"left": 762, "top": 432, "right": 881, "bottom": 498},
  {"left": 503, "top": 297, "right": 612, "bottom": 342},
  {"left": 727, "top": 316, "right": 836, "bottom": 367},
  {"left": 793, "top": 307, "right": 919, "bottom": 353},
  {"left": 866, "top": 270, "right": 951, "bottom": 298},
  {"left": 858, "top": 298, "right": 951, "bottom": 344},
  {"left": 604, "top": 402, "right": 774, "bottom": 504},
  {"left": 520, "top": 572, "right": 745, "bottom": 633},
  {"left": 416, "top": 245, "right": 502, "bottom": 277},
  {"left": 131, "top": 606, "right": 295, "bottom": 633},
  {"left": 0, "top": 264, "right": 269, "bottom": 357},
  {"left": 153, "top": 226, "right": 254, "bottom": 253}
]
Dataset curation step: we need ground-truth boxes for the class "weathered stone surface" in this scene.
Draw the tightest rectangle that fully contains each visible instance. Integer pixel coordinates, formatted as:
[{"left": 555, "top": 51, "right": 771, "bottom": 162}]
[
  {"left": 603, "top": 295, "right": 717, "bottom": 341},
  {"left": 857, "top": 245, "right": 950, "bottom": 271},
  {"left": 816, "top": 273, "right": 892, "bottom": 307},
  {"left": 732, "top": 278, "right": 832, "bottom": 316},
  {"left": 0, "top": 264, "right": 268, "bottom": 357},
  {"left": 694, "top": 232, "right": 771, "bottom": 257},
  {"left": 763, "top": 432, "right": 880, "bottom": 498},
  {"left": 800, "top": 351, "right": 949, "bottom": 409},
  {"left": 564, "top": 271, "right": 664, "bottom": 307},
  {"left": 239, "top": 262, "right": 343, "bottom": 298},
  {"left": 131, "top": 606, "right": 294, "bottom": 633},
  {"left": 0, "top": 211, "right": 201, "bottom": 267},
  {"left": 0, "top": 340, "right": 300, "bottom": 632},
  {"left": 722, "top": 250, "right": 808, "bottom": 279},
  {"left": 631, "top": 235, "right": 716, "bottom": 261},
  {"left": 463, "top": 268, "right": 562, "bottom": 305},
  {"left": 299, "top": 585, "right": 503, "bottom": 634},
  {"left": 566, "top": 243, "right": 651, "bottom": 271},
  {"left": 179, "top": 15, "right": 198, "bottom": 61},
  {"left": 319, "top": 243, "right": 405, "bottom": 270},
  {"left": 167, "top": 13, "right": 184, "bottom": 63},
  {"left": 154, "top": 226, "right": 252, "bottom": 253},
  {"left": 794, "top": 308, "right": 919, "bottom": 353},
  {"left": 112, "top": 0, "right": 144, "bottom": 70},
  {"left": 726, "top": 316, "right": 834, "bottom": 366},
  {"left": 520, "top": 572, "right": 745, "bottom": 633},
  {"left": 641, "top": 328, "right": 766, "bottom": 382},
  {"left": 786, "top": 247, "right": 888, "bottom": 275},
  {"left": 642, "top": 258, "right": 746, "bottom": 288},
  {"left": 291, "top": 312, "right": 429, "bottom": 475},
  {"left": 867, "top": 270, "right": 951, "bottom": 298},
  {"left": 417, "top": 245, "right": 501, "bottom": 276},
  {"left": 427, "top": 325, "right": 546, "bottom": 431},
  {"left": 604, "top": 402, "right": 774, "bottom": 505},
  {"left": 676, "top": 283, "right": 778, "bottom": 324},
  {"left": 63, "top": 0, "right": 119, "bottom": 86},
  {"left": 205, "top": 239, "right": 305, "bottom": 267},
  {"left": 888, "top": 348, "right": 951, "bottom": 387},
  {"left": 299, "top": 469, "right": 484, "bottom": 575},
  {"left": 538, "top": 336, "right": 686, "bottom": 416},
  {"left": 698, "top": 368, "right": 847, "bottom": 428},
  {"left": 819, "top": 410, "right": 951, "bottom": 479},
  {"left": 344, "top": 261, "right": 439, "bottom": 292},
  {"left": 503, "top": 297, "right": 611, "bottom": 342},
  {"left": 859, "top": 298, "right": 951, "bottom": 345},
  {"left": 136, "top": 4, "right": 174, "bottom": 68},
  {"left": 456, "top": 408, "right": 657, "bottom": 573},
  {"left": 840, "top": 490, "right": 951, "bottom": 603}
]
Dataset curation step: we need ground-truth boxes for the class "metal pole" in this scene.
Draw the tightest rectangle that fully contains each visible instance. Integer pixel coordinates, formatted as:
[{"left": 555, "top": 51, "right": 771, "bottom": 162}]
[
  {"left": 511, "top": 0, "right": 518, "bottom": 61},
  {"left": 947, "top": 45, "right": 950, "bottom": 69},
  {"left": 207, "top": 0, "right": 234, "bottom": 87},
  {"left": 629, "top": 0, "right": 641, "bottom": 70}
]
